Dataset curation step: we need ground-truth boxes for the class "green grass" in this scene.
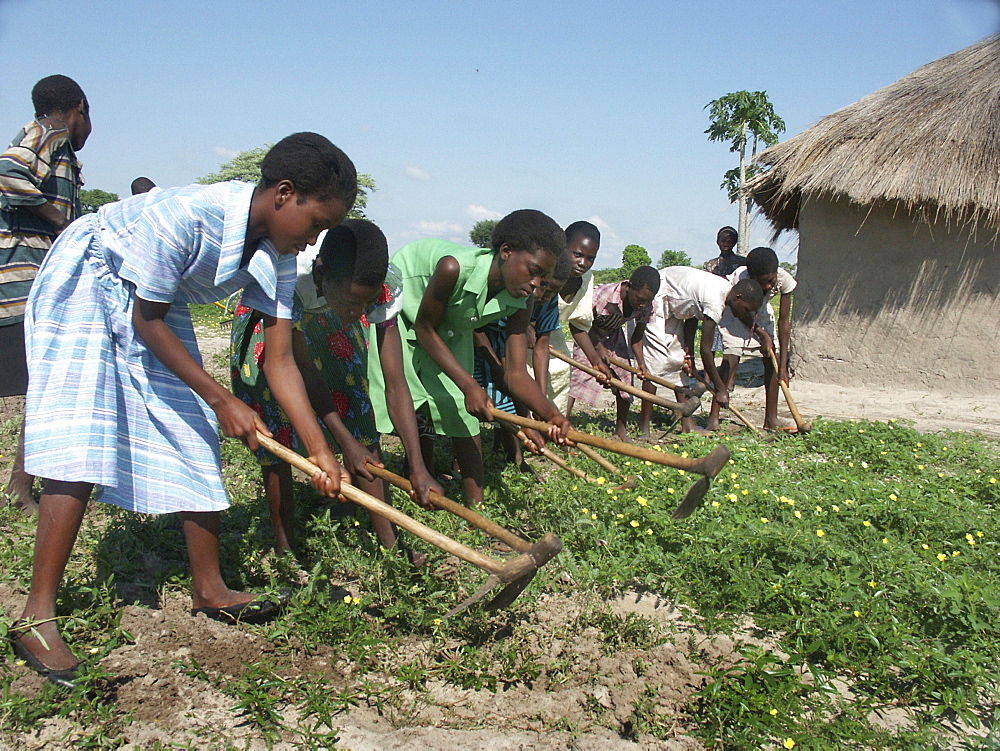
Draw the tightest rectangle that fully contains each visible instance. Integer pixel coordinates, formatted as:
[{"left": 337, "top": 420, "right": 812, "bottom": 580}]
[{"left": 1, "top": 414, "right": 998, "bottom": 747}]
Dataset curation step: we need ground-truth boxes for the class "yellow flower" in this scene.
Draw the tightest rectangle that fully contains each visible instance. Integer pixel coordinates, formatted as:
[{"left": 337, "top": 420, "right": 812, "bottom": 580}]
[
  {"left": 596, "top": 477, "right": 607, "bottom": 485},
  {"left": 889, "top": 493, "right": 898, "bottom": 501},
  {"left": 832, "top": 505, "right": 840, "bottom": 512},
  {"left": 861, "top": 461, "right": 869, "bottom": 468},
  {"left": 882, "top": 538, "right": 889, "bottom": 544},
  {"left": 977, "top": 531, "right": 985, "bottom": 537},
  {"left": 591, "top": 514, "right": 597, "bottom": 520},
  {"left": 760, "top": 517, "right": 769, "bottom": 524},
  {"left": 727, "top": 493, "right": 738, "bottom": 502},
  {"left": 868, "top": 581, "right": 876, "bottom": 588},
  {"left": 581, "top": 508, "right": 589, "bottom": 515},
  {"left": 433, "top": 618, "right": 443, "bottom": 625},
  {"left": 937, "top": 553, "right": 948, "bottom": 561},
  {"left": 917, "top": 465, "right": 924, "bottom": 470},
  {"left": 816, "top": 529, "right": 825, "bottom": 537},
  {"left": 646, "top": 529, "right": 653, "bottom": 535},
  {"left": 572, "top": 486, "right": 578, "bottom": 491},
  {"left": 711, "top": 501, "right": 720, "bottom": 507},
  {"left": 678, "top": 469, "right": 686, "bottom": 475},
  {"left": 862, "top": 520, "right": 872, "bottom": 527},
  {"left": 952, "top": 550, "right": 960, "bottom": 557},
  {"left": 769, "top": 708, "right": 778, "bottom": 716},
  {"left": 921, "top": 543, "right": 929, "bottom": 550},
  {"left": 848, "top": 461, "right": 854, "bottom": 467},
  {"left": 616, "top": 513, "right": 624, "bottom": 519},
  {"left": 742, "top": 489, "right": 749, "bottom": 495},
  {"left": 845, "top": 499, "right": 854, "bottom": 505},
  {"left": 990, "top": 477, "right": 998, "bottom": 484},
  {"left": 629, "top": 520, "right": 639, "bottom": 528},
  {"left": 794, "top": 511, "right": 802, "bottom": 519},
  {"left": 815, "top": 505, "right": 823, "bottom": 513},
  {"left": 853, "top": 610, "right": 861, "bottom": 618},
  {"left": 653, "top": 471, "right": 660, "bottom": 476},
  {"left": 343, "top": 594, "right": 353, "bottom": 603},
  {"left": 668, "top": 488, "right": 676, "bottom": 494},
  {"left": 784, "top": 739, "right": 796, "bottom": 749},
  {"left": 937, "top": 472, "right": 945, "bottom": 478}
]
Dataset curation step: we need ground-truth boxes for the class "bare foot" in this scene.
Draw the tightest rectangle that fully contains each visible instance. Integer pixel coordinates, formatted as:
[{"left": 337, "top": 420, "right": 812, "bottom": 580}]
[
  {"left": 705, "top": 418, "right": 721, "bottom": 431},
  {"left": 12, "top": 617, "right": 79, "bottom": 672},
  {"left": 4, "top": 474, "right": 37, "bottom": 515}
]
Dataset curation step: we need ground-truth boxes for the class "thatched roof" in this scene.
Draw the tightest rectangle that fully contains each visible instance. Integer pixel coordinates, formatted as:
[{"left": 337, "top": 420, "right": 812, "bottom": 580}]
[{"left": 750, "top": 34, "right": 1000, "bottom": 235}]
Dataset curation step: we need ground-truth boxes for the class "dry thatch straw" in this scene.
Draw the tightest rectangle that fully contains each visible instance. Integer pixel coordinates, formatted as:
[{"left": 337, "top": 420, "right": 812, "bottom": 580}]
[{"left": 750, "top": 34, "right": 1000, "bottom": 238}]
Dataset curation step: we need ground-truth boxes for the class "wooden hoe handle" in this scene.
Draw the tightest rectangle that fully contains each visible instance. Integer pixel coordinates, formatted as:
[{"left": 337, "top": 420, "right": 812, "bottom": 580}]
[
  {"left": 548, "top": 347, "right": 698, "bottom": 417},
  {"left": 257, "top": 433, "right": 558, "bottom": 582},
  {"left": 768, "top": 351, "right": 811, "bottom": 433},
  {"left": 489, "top": 408, "right": 730, "bottom": 478},
  {"left": 607, "top": 355, "right": 702, "bottom": 396}
]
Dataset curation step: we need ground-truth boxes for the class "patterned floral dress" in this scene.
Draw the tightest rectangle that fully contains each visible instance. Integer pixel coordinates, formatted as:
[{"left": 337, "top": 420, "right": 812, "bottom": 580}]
[{"left": 231, "top": 265, "right": 402, "bottom": 465}]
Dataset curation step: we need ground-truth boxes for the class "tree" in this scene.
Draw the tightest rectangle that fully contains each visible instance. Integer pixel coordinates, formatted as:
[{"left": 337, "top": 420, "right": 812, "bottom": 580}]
[
  {"left": 621, "top": 244, "right": 651, "bottom": 277},
  {"left": 469, "top": 219, "right": 498, "bottom": 248},
  {"left": 780, "top": 261, "right": 797, "bottom": 277},
  {"left": 705, "top": 91, "right": 785, "bottom": 255},
  {"left": 197, "top": 146, "right": 376, "bottom": 220},
  {"left": 656, "top": 248, "right": 692, "bottom": 268},
  {"left": 79, "top": 188, "right": 119, "bottom": 214}
]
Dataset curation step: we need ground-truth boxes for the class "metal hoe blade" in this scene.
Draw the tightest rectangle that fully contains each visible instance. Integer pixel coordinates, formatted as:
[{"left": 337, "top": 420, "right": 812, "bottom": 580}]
[{"left": 671, "top": 476, "right": 712, "bottom": 520}]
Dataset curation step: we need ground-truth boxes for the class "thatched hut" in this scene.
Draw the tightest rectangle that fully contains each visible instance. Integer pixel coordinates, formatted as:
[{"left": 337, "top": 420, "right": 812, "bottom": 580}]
[{"left": 750, "top": 35, "right": 1000, "bottom": 393}]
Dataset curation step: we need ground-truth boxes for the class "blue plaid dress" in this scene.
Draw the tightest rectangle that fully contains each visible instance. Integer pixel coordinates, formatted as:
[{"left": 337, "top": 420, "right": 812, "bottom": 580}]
[{"left": 23, "top": 181, "right": 296, "bottom": 514}]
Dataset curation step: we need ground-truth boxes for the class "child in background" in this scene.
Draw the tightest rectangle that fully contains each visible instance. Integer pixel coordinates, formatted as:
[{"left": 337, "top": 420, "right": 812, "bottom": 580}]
[
  {"left": 703, "top": 226, "right": 745, "bottom": 277},
  {"left": 567, "top": 265, "right": 660, "bottom": 440},
  {"left": 368, "top": 209, "right": 572, "bottom": 506},
  {"left": 641, "top": 266, "right": 763, "bottom": 435},
  {"left": 0, "top": 75, "right": 92, "bottom": 514},
  {"left": 473, "top": 249, "right": 572, "bottom": 470},
  {"left": 231, "top": 220, "right": 441, "bottom": 558},
  {"left": 14, "top": 133, "right": 353, "bottom": 687},
  {"left": 706, "top": 246, "right": 797, "bottom": 431},
  {"left": 538, "top": 221, "right": 612, "bottom": 412}
]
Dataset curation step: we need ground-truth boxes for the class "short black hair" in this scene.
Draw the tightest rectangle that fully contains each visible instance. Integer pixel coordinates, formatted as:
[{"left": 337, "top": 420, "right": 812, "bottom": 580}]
[
  {"left": 731, "top": 278, "right": 763, "bottom": 309},
  {"left": 550, "top": 250, "right": 572, "bottom": 282},
  {"left": 629, "top": 265, "right": 660, "bottom": 294},
  {"left": 260, "top": 132, "right": 358, "bottom": 207},
  {"left": 746, "top": 246, "right": 779, "bottom": 278},
  {"left": 130, "top": 177, "right": 156, "bottom": 195},
  {"left": 317, "top": 219, "right": 388, "bottom": 289},
  {"left": 565, "top": 220, "right": 600, "bottom": 246},
  {"left": 32, "top": 75, "right": 86, "bottom": 118},
  {"left": 491, "top": 209, "right": 565, "bottom": 258},
  {"left": 717, "top": 226, "right": 738, "bottom": 242}
]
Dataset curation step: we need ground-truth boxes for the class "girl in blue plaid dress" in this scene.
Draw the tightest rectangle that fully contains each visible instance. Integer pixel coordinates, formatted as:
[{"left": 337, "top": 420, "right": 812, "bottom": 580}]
[{"left": 12, "top": 134, "right": 357, "bottom": 687}]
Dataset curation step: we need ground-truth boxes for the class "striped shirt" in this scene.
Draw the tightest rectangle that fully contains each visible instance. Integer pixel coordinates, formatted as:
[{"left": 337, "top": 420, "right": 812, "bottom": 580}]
[{"left": 0, "top": 119, "right": 83, "bottom": 324}]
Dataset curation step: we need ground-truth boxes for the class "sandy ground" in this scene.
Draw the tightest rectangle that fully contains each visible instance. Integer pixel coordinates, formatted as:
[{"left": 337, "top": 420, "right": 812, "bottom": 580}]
[{"left": 0, "top": 328, "right": 993, "bottom": 748}]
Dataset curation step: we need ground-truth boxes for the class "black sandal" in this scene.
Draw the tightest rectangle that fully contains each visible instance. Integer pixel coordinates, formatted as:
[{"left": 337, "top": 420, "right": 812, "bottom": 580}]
[
  {"left": 9, "top": 625, "right": 77, "bottom": 688},
  {"left": 190, "top": 589, "right": 291, "bottom": 625}
]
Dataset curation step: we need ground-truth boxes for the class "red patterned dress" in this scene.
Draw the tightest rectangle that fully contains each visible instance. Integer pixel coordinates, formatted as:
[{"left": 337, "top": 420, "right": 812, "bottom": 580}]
[{"left": 230, "top": 267, "right": 399, "bottom": 463}]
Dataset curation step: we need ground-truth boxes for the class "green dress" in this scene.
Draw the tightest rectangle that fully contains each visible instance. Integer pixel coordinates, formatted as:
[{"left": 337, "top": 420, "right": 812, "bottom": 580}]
[{"left": 368, "top": 239, "right": 527, "bottom": 438}]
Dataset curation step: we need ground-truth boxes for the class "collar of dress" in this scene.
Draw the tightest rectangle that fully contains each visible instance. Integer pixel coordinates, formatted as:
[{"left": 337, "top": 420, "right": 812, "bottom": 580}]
[
  {"left": 213, "top": 182, "right": 280, "bottom": 299},
  {"left": 462, "top": 247, "right": 527, "bottom": 318}
]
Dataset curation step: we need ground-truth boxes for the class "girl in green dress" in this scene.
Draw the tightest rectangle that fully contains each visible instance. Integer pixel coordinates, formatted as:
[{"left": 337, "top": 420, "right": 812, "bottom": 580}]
[
  {"left": 368, "top": 209, "right": 573, "bottom": 506},
  {"left": 232, "top": 220, "right": 440, "bottom": 557}
]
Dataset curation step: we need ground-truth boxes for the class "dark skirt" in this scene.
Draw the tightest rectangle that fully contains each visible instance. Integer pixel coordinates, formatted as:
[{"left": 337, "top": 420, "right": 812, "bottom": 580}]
[{"left": 0, "top": 321, "right": 28, "bottom": 397}]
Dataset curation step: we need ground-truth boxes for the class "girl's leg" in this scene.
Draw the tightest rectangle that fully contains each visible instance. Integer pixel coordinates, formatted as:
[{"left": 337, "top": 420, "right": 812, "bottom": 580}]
[
  {"left": 496, "top": 423, "right": 527, "bottom": 470},
  {"left": 452, "top": 435, "right": 484, "bottom": 506},
  {"left": 262, "top": 462, "right": 295, "bottom": 554},
  {"left": 614, "top": 393, "right": 631, "bottom": 441},
  {"left": 565, "top": 395, "right": 575, "bottom": 418},
  {"left": 182, "top": 511, "right": 265, "bottom": 611},
  {"left": 762, "top": 355, "right": 779, "bottom": 430},
  {"left": 5, "top": 418, "right": 37, "bottom": 515},
  {"left": 706, "top": 355, "right": 739, "bottom": 431},
  {"left": 352, "top": 443, "right": 397, "bottom": 550},
  {"left": 16, "top": 480, "right": 93, "bottom": 671},
  {"left": 638, "top": 383, "right": 655, "bottom": 439}
]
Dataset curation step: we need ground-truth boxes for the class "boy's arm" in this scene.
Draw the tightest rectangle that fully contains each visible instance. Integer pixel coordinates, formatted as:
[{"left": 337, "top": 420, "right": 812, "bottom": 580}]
[
  {"left": 375, "top": 323, "right": 442, "bottom": 508},
  {"left": 630, "top": 322, "right": 648, "bottom": 374},
  {"left": 776, "top": 293, "right": 792, "bottom": 384},
  {"left": 570, "top": 325, "right": 612, "bottom": 384},
  {"left": 290, "top": 327, "right": 379, "bottom": 482},
  {"left": 699, "top": 318, "right": 728, "bottom": 406},
  {"left": 474, "top": 328, "right": 506, "bottom": 390},
  {"left": 414, "top": 256, "right": 493, "bottom": 420},
  {"left": 505, "top": 307, "right": 571, "bottom": 444}
]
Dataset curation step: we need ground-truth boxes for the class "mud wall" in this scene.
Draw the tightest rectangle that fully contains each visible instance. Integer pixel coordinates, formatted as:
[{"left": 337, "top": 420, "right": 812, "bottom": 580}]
[{"left": 792, "top": 197, "right": 1000, "bottom": 393}]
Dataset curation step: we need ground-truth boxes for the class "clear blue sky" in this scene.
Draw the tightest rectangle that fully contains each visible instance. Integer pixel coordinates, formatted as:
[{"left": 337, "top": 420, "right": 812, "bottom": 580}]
[{"left": 2, "top": 0, "right": 996, "bottom": 268}]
